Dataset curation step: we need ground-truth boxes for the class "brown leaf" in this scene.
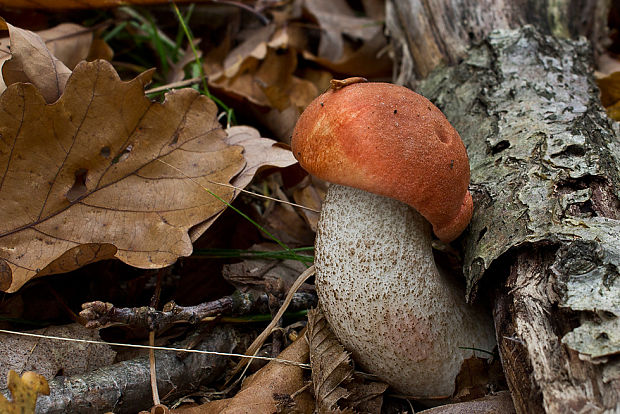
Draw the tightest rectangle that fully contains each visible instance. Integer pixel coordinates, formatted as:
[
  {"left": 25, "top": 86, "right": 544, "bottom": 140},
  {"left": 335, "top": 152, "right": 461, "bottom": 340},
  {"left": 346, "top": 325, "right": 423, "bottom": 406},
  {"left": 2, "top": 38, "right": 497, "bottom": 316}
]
[
  {"left": 453, "top": 356, "right": 493, "bottom": 402},
  {"left": 0, "top": 370, "right": 49, "bottom": 414},
  {"left": 226, "top": 126, "right": 297, "bottom": 190},
  {"left": 0, "top": 324, "right": 116, "bottom": 389},
  {"left": 300, "top": 0, "right": 392, "bottom": 78},
  {"left": 597, "top": 70, "right": 620, "bottom": 121},
  {"left": 303, "top": 0, "right": 379, "bottom": 62},
  {"left": 211, "top": 45, "right": 315, "bottom": 111},
  {"left": 172, "top": 335, "right": 314, "bottom": 414},
  {"left": 262, "top": 201, "right": 316, "bottom": 246},
  {"left": 0, "top": 59, "right": 245, "bottom": 292},
  {"left": 0, "top": 18, "right": 72, "bottom": 103},
  {"left": 205, "top": 26, "right": 318, "bottom": 140},
  {"left": 220, "top": 25, "right": 275, "bottom": 78},
  {"left": 37, "top": 23, "right": 95, "bottom": 70},
  {"left": 188, "top": 126, "right": 297, "bottom": 242},
  {"left": 607, "top": 100, "right": 620, "bottom": 121},
  {"left": 307, "top": 308, "right": 354, "bottom": 413},
  {"left": 293, "top": 176, "right": 327, "bottom": 232},
  {"left": 222, "top": 243, "right": 311, "bottom": 295},
  {"left": 596, "top": 71, "right": 620, "bottom": 107},
  {"left": 307, "top": 308, "right": 388, "bottom": 414},
  {"left": 86, "top": 35, "right": 114, "bottom": 63},
  {"left": 0, "top": 21, "right": 110, "bottom": 99}
]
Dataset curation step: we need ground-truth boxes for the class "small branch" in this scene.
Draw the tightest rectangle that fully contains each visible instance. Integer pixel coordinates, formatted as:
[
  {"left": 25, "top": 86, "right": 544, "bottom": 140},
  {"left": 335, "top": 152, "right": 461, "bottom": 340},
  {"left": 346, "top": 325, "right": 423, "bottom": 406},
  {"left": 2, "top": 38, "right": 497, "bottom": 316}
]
[
  {"left": 80, "top": 291, "right": 317, "bottom": 331},
  {"left": 145, "top": 77, "right": 202, "bottom": 95},
  {"left": 31, "top": 326, "right": 253, "bottom": 414}
]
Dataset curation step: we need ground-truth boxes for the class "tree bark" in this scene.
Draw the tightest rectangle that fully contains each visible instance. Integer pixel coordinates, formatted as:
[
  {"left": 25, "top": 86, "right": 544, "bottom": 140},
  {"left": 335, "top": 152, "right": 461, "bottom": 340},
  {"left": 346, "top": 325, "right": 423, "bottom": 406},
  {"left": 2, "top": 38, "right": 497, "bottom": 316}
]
[
  {"left": 387, "top": 0, "right": 610, "bottom": 81},
  {"left": 388, "top": 3, "right": 619, "bottom": 413}
]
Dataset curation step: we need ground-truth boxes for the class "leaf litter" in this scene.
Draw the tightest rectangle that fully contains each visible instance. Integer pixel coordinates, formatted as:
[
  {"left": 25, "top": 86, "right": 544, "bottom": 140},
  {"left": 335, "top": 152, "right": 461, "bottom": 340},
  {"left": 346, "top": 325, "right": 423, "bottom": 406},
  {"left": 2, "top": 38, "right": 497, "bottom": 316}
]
[
  {"left": 0, "top": 14, "right": 299, "bottom": 294},
  {"left": 0, "top": 2, "right": 421, "bottom": 412},
  {"left": 0, "top": 59, "right": 245, "bottom": 293},
  {"left": 0, "top": 370, "right": 49, "bottom": 413}
]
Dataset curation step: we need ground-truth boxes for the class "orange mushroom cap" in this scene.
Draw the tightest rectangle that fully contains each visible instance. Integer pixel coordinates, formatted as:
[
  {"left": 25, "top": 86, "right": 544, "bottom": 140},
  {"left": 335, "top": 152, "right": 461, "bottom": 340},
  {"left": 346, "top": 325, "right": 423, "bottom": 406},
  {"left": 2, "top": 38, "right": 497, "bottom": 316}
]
[{"left": 291, "top": 78, "right": 473, "bottom": 242}]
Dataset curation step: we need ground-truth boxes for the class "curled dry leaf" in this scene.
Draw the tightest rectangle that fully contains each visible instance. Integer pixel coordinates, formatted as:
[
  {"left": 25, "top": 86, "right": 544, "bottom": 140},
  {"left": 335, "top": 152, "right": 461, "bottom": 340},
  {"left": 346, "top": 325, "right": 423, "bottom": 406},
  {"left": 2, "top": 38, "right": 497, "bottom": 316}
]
[
  {"left": 172, "top": 335, "right": 314, "bottom": 414},
  {"left": 0, "top": 370, "right": 49, "bottom": 414},
  {"left": 301, "top": 0, "right": 392, "bottom": 78},
  {"left": 188, "top": 126, "right": 297, "bottom": 242},
  {"left": 205, "top": 25, "right": 319, "bottom": 140},
  {"left": 307, "top": 308, "right": 387, "bottom": 414},
  {"left": 303, "top": 0, "right": 380, "bottom": 62},
  {"left": 34, "top": 23, "right": 96, "bottom": 70},
  {"left": 596, "top": 71, "right": 620, "bottom": 121},
  {"left": 226, "top": 126, "right": 297, "bottom": 191},
  {"left": 0, "top": 59, "right": 245, "bottom": 292},
  {"left": 0, "top": 20, "right": 110, "bottom": 101},
  {"left": 0, "top": 18, "right": 72, "bottom": 103},
  {"left": 307, "top": 308, "right": 353, "bottom": 413},
  {"left": 211, "top": 42, "right": 317, "bottom": 112}
]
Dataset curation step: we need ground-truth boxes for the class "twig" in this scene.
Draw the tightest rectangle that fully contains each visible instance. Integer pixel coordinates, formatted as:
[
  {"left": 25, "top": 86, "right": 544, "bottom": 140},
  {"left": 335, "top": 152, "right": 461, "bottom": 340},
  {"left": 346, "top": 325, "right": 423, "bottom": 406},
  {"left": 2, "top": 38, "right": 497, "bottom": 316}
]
[
  {"left": 149, "top": 331, "right": 161, "bottom": 406},
  {"left": 0, "top": 329, "right": 310, "bottom": 368},
  {"left": 149, "top": 271, "right": 165, "bottom": 406},
  {"left": 208, "top": 180, "right": 321, "bottom": 213},
  {"left": 227, "top": 265, "right": 315, "bottom": 381},
  {"left": 145, "top": 76, "right": 202, "bottom": 94},
  {"left": 23, "top": 326, "right": 254, "bottom": 414},
  {"left": 80, "top": 290, "right": 316, "bottom": 331}
]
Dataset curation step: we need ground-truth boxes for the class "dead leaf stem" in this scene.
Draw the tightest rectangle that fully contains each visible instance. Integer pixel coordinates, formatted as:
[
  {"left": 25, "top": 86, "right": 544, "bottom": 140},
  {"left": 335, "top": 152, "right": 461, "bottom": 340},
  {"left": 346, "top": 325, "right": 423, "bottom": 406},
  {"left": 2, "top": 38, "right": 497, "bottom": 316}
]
[{"left": 228, "top": 265, "right": 315, "bottom": 381}]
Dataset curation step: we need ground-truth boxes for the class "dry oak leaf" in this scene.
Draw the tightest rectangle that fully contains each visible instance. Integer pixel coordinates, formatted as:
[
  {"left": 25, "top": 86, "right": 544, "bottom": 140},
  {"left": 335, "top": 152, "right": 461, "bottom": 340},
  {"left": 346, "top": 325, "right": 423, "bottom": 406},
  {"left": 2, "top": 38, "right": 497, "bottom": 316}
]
[
  {"left": 226, "top": 125, "right": 296, "bottom": 190},
  {"left": 0, "top": 370, "right": 49, "bottom": 414},
  {"left": 307, "top": 308, "right": 387, "bottom": 414},
  {"left": 0, "top": 18, "right": 72, "bottom": 104},
  {"left": 300, "top": 0, "right": 392, "bottom": 78},
  {"left": 0, "top": 59, "right": 245, "bottom": 293},
  {"left": 188, "top": 125, "right": 297, "bottom": 242},
  {"left": 173, "top": 334, "right": 314, "bottom": 414}
]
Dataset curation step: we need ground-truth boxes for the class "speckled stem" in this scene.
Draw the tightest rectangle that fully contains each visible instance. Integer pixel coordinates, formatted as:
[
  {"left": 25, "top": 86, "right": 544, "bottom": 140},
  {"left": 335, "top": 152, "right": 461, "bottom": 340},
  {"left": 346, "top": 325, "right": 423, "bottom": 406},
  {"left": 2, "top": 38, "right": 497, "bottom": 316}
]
[{"left": 315, "top": 184, "right": 496, "bottom": 397}]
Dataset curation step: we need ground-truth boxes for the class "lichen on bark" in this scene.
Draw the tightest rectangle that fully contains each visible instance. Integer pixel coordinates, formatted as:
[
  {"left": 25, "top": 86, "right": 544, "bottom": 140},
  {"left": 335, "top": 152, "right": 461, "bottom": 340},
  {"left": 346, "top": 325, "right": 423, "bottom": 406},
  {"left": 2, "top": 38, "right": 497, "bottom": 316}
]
[{"left": 418, "top": 25, "right": 620, "bottom": 371}]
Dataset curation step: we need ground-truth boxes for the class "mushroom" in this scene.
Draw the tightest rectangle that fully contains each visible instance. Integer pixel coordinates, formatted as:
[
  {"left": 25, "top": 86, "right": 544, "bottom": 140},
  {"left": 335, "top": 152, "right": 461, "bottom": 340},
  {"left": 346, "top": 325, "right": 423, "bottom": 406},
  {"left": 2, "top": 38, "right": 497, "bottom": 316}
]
[{"left": 292, "top": 78, "right": 496, "bottom": 397}]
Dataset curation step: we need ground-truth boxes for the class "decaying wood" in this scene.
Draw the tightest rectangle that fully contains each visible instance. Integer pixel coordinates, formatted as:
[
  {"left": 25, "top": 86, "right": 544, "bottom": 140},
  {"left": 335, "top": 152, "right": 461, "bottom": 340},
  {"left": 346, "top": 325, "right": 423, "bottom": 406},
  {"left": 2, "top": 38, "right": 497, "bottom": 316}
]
[
  {"left": 388, "top": 4, "right": 619, "bottom": 413},
  {"left": 386, "top": 0, "right": 610, "bottom": 81},
  {"left": 32, "top": 325, "right": 253, "bottom": 414}
]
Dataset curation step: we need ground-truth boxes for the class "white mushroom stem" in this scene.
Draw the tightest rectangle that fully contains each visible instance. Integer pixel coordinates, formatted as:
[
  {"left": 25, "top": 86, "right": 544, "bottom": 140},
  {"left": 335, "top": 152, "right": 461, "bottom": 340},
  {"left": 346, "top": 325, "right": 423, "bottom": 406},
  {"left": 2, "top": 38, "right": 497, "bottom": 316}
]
[{"left": 315, "top": 184, "right": 497, "bottom": 397}]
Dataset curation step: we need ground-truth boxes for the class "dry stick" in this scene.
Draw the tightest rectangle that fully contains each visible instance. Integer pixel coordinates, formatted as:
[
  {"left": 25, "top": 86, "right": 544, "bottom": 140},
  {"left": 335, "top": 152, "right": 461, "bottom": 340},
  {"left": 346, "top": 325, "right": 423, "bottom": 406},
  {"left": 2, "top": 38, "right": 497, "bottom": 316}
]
[
  {"left": 149, "top": 271, "right": 164, "bottom": 406},
  {"left": 227, "top": 265, "right": 315, "bottom": 381},
  {"left": 145, "top": 77, "right": 202, "bottom": 95},
  {"left": 149, "top": 331, "right": 161, "bottom": 406},
  {"left": 22, "top": 326, "right": 255, "bottom": 414},
  {"left": 207, "top": 180, "right": 320, "bottom": 213},
  {"left": 0, "top": 329, "right": 310, "bottom": 368},
  {"left": 80, "top": 291, "right": 317, "bottom": 332}
]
